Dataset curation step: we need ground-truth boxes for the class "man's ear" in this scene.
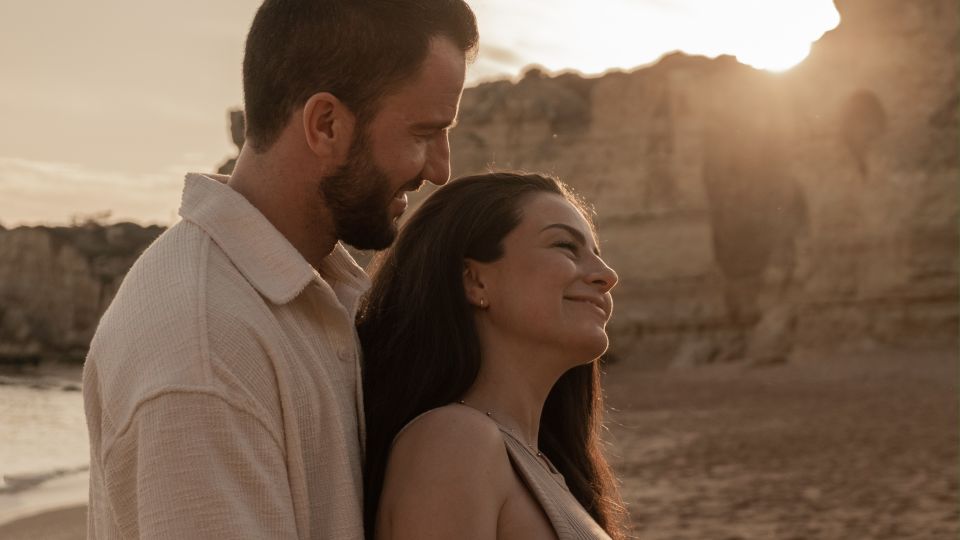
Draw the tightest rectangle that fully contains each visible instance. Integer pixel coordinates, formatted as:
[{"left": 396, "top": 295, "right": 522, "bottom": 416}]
[
  {"left": 302, "top": 92, "right": 355, "bottom": 162},
  {"left": 463, "top": 259, "right": 489, "bottom": 308}
]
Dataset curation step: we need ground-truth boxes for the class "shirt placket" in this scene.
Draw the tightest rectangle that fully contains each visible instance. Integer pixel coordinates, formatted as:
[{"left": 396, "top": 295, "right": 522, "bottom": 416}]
[{"left": 309, "top": 282, "right": 366, "bottom": 456}]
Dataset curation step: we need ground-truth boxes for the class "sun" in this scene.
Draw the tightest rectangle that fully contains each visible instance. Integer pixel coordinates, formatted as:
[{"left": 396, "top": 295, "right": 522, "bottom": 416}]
[
  {"left": 654, "top": 0, "right": 842, "bottom": 73},
  {"left": 715, "top": 0, "right": 840, "bottom": 72},
  {"left": 736, "top": 41, "right": 814, "bottom": 72}
]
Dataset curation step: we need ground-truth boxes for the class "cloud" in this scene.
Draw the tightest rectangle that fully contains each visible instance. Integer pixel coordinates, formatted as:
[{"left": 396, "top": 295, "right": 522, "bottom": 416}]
[
  {"left": 479, "top": 43, "right": 525, "bottom": 67},
  {"left": 0, "top": 157, "right": 188, "bottom": 226},
  {"left": 467, "top": 43, "right": 529, "bottom": 84}
]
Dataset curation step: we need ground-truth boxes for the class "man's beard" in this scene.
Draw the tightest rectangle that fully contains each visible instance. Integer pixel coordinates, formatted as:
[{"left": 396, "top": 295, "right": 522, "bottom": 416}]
[{"left": 320, "top": 130, "right": 416, "bottom": 251}]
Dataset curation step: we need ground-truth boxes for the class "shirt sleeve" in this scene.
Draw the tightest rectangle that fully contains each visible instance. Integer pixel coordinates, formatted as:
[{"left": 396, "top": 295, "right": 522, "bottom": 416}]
[{"left": 99, "top": 390, "right": 299, "bottom": 539}]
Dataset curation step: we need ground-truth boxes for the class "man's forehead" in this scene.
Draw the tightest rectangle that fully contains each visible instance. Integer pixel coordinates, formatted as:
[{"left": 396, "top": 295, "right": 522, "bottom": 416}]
[
  {"left": 378, "top": 38, "right": 466, "bottom": 113},
  {"left": 413, "top": 36, "right": 467, "bottom": 86},
  {"left": 373, "top": 94, "right": 458, "bottom": 130}
]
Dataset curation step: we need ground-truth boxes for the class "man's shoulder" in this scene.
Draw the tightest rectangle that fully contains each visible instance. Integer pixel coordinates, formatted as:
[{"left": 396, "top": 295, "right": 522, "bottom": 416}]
[
  {"left": 98, "top": 219, "right": 269, "bottom": 337},
  {"left": 95, "top": 221, "right": 210, "bottom": 346},
  {"left": 88, "top": 220, "right": 274, "bottom": 396},
  {"left": 112, "top": 220, "right": 207, "bottom": 301}
]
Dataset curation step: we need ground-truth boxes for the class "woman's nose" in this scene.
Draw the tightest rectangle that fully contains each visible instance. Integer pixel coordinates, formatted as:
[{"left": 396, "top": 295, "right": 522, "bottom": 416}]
[{"left": 587, "top": 256, "right": 618, "bottom": 293}]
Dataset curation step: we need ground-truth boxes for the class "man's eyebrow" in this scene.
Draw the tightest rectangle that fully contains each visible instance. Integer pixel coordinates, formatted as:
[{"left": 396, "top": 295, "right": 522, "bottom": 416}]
[
  {"left": 541, "top": 223, "right": 601, "bottom": 255},
  {"left": 411, "top": 117, "right": 458, "bottom": 131}
]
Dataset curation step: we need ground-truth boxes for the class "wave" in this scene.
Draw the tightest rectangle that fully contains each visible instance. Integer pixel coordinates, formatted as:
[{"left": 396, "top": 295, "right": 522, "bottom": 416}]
[{"left": 0, "top": 465, "right": 89, "bottom": 494}]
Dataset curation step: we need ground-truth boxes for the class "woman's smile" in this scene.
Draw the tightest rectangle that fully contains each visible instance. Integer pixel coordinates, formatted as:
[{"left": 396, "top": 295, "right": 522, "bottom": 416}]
[{"left": 563, "top": 296, "right": 610, "bottom": 320}]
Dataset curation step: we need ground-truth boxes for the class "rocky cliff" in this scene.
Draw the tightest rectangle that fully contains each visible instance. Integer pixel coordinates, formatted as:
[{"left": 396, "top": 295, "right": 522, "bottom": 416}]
[
  {"left": 0, "top": 223, "right": 163, "bottom": 362},
  {"left": 440, "top": 0, "right": 958, "bottom": 366},
  {"left": 1, "top": 0, "right": 955, "bottom": 365}
]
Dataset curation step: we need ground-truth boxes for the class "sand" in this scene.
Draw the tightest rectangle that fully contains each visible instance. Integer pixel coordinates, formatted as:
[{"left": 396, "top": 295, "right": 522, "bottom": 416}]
[
  {"left": 604, "top": 347, "right": 958, "bottom": 539},
  {"left": 0, "top": 470, "right": 88, "bottom": 539},
  {"left": 2, "top": 347, "right": 955, "bottom": 539},
  {"left": 0, "top": 505, "right": 86, "bottom": 540}
]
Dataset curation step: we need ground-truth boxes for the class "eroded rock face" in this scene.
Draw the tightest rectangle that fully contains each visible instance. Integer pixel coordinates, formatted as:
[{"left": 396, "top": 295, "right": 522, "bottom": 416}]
[
  {"left": 217, "top": 109, "right": 245, "bottom": 175},
  {"left": 774, "top": 0, "right": 959, "bottom": 355},
  {"left": 443, "top": 0, "right": 958, "bottom": 364},
  {"left": 3, "top": 0, "right": 955, "bottom": 365},
  {"left": 0, "top": 224, "right": 163, "bottom": 361}
]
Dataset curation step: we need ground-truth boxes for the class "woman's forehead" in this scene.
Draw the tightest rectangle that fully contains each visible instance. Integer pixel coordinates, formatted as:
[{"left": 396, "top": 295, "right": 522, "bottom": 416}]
[{"left": 516, "top": 193, "right": 595, "bottom": 239}]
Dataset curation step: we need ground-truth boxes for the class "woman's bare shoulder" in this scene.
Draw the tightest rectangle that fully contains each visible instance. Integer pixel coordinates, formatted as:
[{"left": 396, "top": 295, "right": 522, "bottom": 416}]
[
  {"left": 389, "top": 404, "right": 508, "bottom": 475},
  {"left": 378, "top": 404, "right": 513, "bottom": 538}
]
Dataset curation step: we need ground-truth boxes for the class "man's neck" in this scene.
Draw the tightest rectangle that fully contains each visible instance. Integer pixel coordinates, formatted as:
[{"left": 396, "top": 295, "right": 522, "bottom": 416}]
[{"left": 228, "top": 145, "right": 338, "bottom": 270}]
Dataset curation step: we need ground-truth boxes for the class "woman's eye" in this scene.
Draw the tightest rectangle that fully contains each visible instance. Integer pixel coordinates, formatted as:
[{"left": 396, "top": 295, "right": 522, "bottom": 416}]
[{"left": 553, "top": 241, "right": 578, "bottom": 253}]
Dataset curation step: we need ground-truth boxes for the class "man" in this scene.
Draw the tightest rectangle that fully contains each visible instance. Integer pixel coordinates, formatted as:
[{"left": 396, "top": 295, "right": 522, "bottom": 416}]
[{"left": 83, "top": 1, "right": 478, "bottom": 537}]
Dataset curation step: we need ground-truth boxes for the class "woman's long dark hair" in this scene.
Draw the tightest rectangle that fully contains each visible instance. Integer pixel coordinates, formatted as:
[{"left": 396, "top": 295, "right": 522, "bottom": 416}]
[{"left": 358, "top": 172, "right": 628, "bottom": 539}]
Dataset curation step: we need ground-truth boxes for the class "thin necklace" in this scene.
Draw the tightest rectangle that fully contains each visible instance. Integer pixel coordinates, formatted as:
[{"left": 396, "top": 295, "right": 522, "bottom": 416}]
[
  {"left": 457, "top": 399, "right": 543, "bottom": 457},
  {"left": 456, "top": 401, "right": 570, "bottom": 491}
]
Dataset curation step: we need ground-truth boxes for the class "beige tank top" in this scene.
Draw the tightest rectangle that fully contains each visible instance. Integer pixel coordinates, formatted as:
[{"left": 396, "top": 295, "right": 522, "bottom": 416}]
[
  {"left": 497, "top": 425, "right": 611, "bottom": 540},
  {"left": 393, "top": 408, "right": 611, "bottom": 539}
]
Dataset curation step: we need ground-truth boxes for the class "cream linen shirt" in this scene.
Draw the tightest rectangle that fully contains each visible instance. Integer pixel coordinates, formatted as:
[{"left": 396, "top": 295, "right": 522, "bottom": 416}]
[{"left": 83, "top": 173, "right": 369, "bottom": 539}]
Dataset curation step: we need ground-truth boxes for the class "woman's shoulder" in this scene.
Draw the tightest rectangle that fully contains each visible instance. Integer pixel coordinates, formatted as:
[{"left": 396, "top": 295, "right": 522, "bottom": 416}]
[
  {"left": 384, "top": 404, "right": 513, "bottom": 493},
  {"left": 379, "top": 405, "right": 514, "bottom": 536},
  {"left": 390, "top": 404, "right": 507, "bottom": 467}
]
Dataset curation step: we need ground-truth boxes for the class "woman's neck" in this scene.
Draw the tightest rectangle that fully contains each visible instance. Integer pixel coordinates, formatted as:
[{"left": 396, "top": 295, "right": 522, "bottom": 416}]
[{"left": 459, "top": 340, "right": 569, "bottom": 448}]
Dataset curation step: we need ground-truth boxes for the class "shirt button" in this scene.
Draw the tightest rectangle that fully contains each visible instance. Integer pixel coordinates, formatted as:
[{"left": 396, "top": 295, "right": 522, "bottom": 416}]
[{"left": 337, "top": 346, "right": 352, "bottom": 361}]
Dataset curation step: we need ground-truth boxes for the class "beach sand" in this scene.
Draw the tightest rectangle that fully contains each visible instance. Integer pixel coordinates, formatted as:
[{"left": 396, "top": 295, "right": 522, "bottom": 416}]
[
  {"left": 605, "top": 347, "right": 958, "bottom": 539},
  {"left": 2, "top": 347, "right": 955, "bottom": 539},
  {"left": 0, "top": 470, "right": 89, "bottom": 539},
  {"left": 0, "top": 505, "right": 85, "bottom": 540}
]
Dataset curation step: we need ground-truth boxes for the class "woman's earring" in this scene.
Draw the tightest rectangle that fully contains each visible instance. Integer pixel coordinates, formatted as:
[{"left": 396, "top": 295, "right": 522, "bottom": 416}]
[{"left": 479, "top": 298, "right": 487, "bottom": 309}]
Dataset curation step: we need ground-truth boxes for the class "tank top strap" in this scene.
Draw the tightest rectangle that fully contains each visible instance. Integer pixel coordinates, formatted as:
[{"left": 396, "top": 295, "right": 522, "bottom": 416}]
[{"left": 500, "top": 429, "right": 612, "bottom": 539}]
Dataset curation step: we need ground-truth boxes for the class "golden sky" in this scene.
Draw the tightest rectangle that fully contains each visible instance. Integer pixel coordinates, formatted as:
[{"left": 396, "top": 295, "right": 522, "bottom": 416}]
[{"left": 0, "top": 0, "right": 839, "bottom": 226}]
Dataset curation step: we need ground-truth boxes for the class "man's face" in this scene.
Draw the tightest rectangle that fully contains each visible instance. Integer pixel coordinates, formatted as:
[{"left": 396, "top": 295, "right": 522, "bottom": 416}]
[{"left": 321, "top": 36, "right": 467, "bottom": 251}]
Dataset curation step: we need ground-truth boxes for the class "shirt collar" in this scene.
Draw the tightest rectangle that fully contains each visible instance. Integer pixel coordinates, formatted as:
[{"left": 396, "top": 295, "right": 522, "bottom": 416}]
[{"left": 178, "top": 173, "right": 369, "bottom": 306}]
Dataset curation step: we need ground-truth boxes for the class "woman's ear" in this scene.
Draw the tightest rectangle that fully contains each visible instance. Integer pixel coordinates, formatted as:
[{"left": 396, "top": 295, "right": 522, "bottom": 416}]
[
  {"left": 463, "top": 259, "right": 488, "bottom": 309},
  {"left": 302, "top": 92, "right": 356, "bottom": 163}
]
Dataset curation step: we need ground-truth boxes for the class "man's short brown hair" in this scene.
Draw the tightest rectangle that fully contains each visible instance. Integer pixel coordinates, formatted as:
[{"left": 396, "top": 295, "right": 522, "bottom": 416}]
[{"left": 242, "top": 0, "right": 479, "bottom": 152}]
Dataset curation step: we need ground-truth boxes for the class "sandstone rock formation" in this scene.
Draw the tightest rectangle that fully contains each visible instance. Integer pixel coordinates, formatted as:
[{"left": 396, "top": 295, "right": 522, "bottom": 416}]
[
  {"left": 1, "top": 0, "right": 954, "bottom": 366},
  {"left": 443, "top": 0, "right": 958, "bottom": 365},
  {"left": 0, "top": 223, "right": 162, "bottom": 362},
  {"left": 217, "top": 109, "right": 245, "bottom": 175}
]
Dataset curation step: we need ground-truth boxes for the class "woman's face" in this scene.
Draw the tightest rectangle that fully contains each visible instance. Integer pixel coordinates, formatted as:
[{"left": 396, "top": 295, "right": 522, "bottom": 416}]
[{"left": 468, "top": 192, "right": 619, "bottom": 362}]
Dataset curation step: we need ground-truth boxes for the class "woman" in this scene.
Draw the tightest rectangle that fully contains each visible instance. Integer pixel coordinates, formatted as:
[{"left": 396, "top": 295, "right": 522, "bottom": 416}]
[{"left": 358, "top": 172, "right": 628, "bottom": 539}]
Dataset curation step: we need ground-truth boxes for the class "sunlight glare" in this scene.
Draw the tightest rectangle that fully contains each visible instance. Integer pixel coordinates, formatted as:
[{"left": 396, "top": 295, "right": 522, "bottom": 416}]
[
  {"left": 467, "top": 0, "right": 841, "bottom": 81},
  {"left": 737, "top": 41, "right": 812, "bottom": 73}
]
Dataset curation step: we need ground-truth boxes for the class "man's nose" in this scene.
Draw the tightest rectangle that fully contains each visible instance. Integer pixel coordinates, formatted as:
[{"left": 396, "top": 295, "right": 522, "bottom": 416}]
[{"left": 422, "top": 132, "right": 451, "bottom": 186}]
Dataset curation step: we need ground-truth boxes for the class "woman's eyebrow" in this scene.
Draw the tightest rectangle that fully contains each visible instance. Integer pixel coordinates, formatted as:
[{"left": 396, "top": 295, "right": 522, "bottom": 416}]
[{"left": 540, "top": 223, "right": 601, "bottom": 256}]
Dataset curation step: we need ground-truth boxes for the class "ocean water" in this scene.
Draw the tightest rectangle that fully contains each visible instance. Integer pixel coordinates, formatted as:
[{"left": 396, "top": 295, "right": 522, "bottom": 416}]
[{"left": 0, "top": 384, "right": 89, "bottom": 480}]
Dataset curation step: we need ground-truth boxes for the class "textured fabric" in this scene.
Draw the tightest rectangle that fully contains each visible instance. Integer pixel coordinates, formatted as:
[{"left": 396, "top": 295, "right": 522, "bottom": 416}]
[
  {"left": 83, "top": 173, "right": 370, "bottom": 539},
  {"left": 394, "top": 408, "right": 610, "bottom": 539},
  {"left": 500, "top": 428, "right": 611, "bottom": 540}
]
